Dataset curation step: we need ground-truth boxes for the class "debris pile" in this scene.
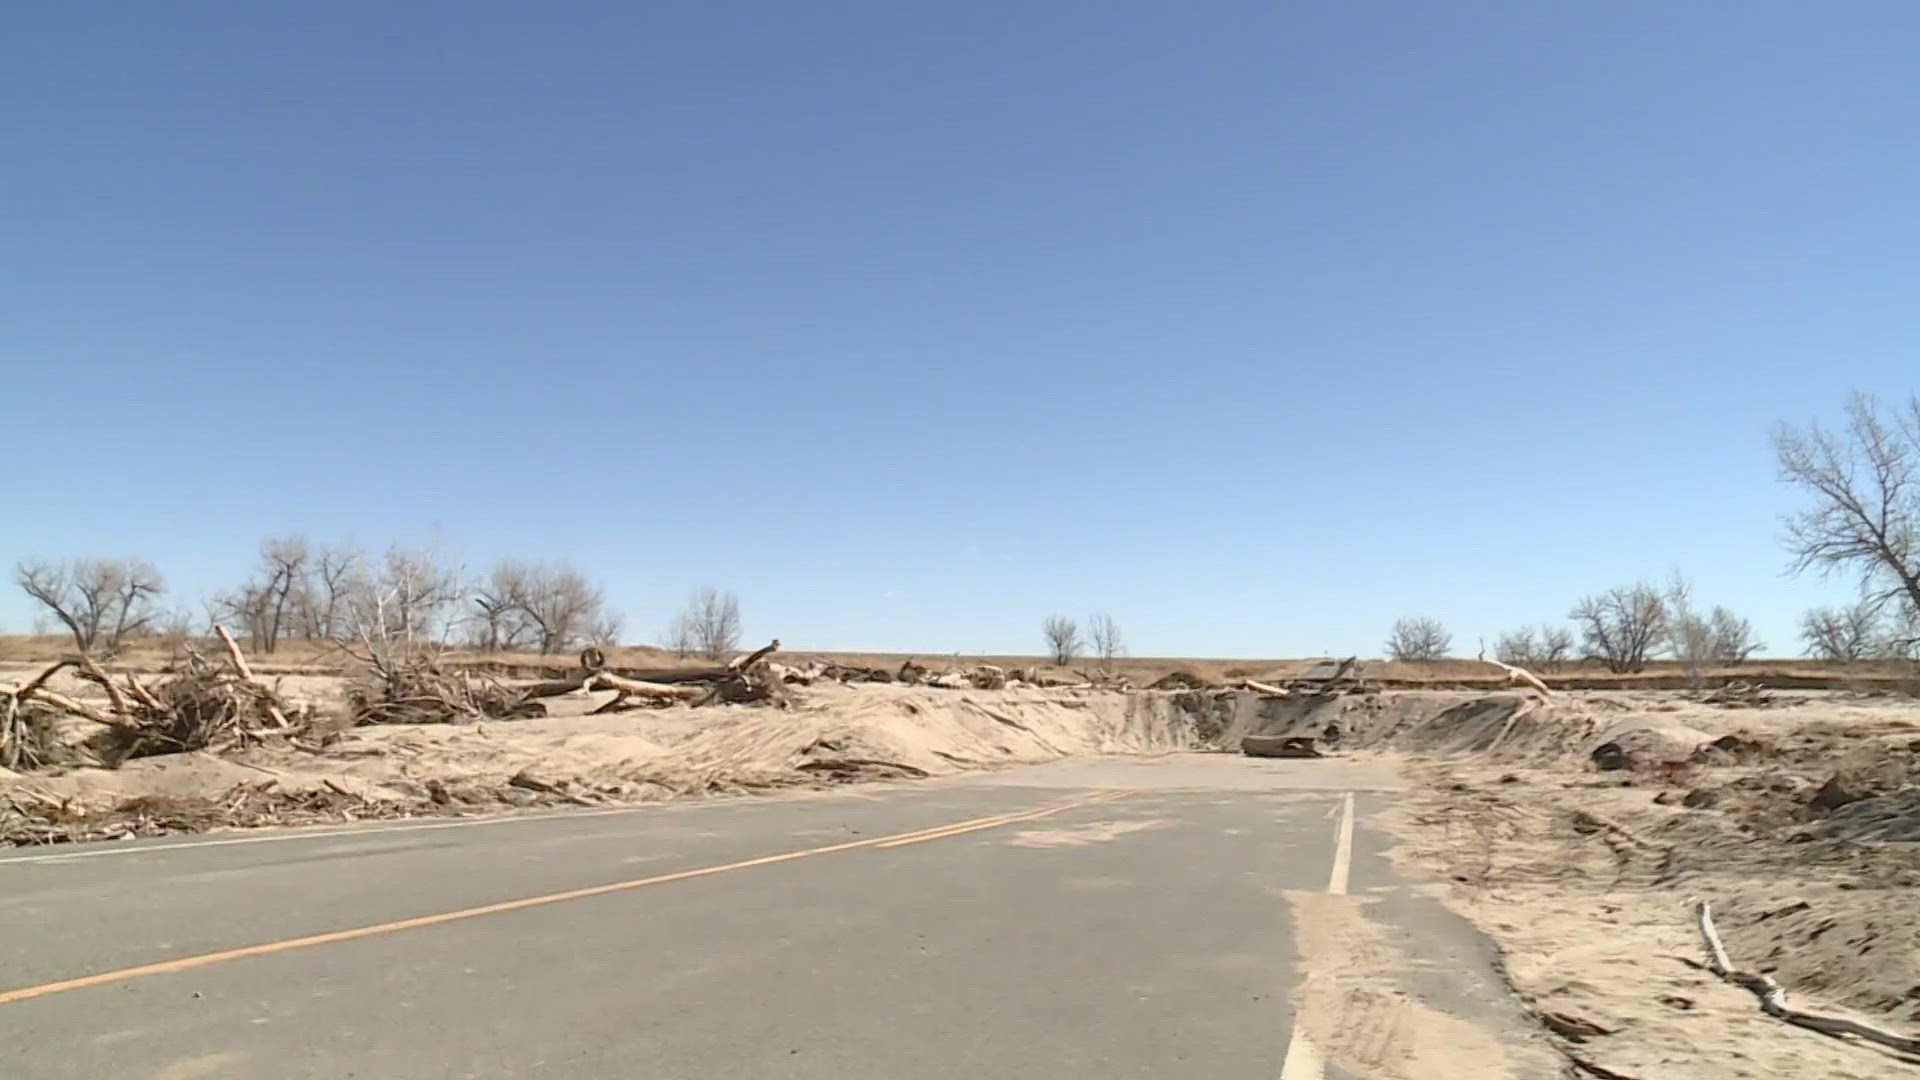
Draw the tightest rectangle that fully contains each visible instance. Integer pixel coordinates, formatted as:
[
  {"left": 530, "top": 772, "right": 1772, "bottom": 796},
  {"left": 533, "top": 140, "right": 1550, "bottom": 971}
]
[
  {"left": 1148, "top": 670, "right": 1208, "bottom": 691},
  {"left": 351, "top": 640, "right": 794, "bottom": 724},
  {"left": 1700, "top": 680, "right": 1774, "bottom": 708},
  {"left": 1, "top": 627, "right": 300, "bottom": 770},
  {"left": 0, "top": 781, "right": 390, "bottom": 845}
]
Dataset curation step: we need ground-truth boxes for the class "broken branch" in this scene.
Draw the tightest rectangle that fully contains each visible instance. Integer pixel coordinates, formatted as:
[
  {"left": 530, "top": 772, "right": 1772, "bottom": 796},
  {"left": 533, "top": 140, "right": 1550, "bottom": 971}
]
[
  {"left": 214, "top": 625, "right": 290, "bottom": 729},
  {"left": 728, "top": 638, "right": 781, "bottom": 672},
  {"left": 1696, "top": 901, "right": 1920, "bottom": 1056}
]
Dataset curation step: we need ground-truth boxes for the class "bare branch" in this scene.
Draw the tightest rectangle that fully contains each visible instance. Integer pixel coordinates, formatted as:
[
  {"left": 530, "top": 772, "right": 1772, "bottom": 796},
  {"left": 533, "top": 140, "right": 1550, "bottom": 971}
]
[
  {"left": 1570, "top": 583, "right": 1666, "bottom": 674},
  {"left": 675, "top": 587, "right": 742, "bottom": 660},
  {"left": 1086, "top": 613, "right": 1125, "bottom": 672},
  {"left": 1041, "top": 615, "right": 1080, "bottom": 665},
  {"left": 1385, "top": 617, "right": 1451, "bottom": 662},
  {"left": 13, "top": 558, "right": 167, "bottom": 655},
  {"left": 1776, "top": 392, "right": 1920, "bottom": 616},
  {"left": 1800, "top": 601, "right": 1882, "bottom": 662}
]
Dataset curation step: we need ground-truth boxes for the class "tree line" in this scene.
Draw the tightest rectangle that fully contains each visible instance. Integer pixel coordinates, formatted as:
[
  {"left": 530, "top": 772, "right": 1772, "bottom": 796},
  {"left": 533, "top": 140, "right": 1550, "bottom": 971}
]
[
  {"left": 11, "top": 539, "right": 747, "bottom": 661},
  {"left": 16, "top": 393, "right": 1920, "bottom": 671},
  {"left": 1385, "top": 391, "right": 1920, "bottom": 672},
  {"left": 1383, "top": 574, "right": 1767, "bottom": 674}
]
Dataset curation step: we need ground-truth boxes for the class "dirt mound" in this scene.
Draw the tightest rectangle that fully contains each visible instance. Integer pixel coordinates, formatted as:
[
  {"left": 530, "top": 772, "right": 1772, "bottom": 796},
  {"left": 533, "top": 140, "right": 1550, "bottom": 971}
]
[
  {"left": 1219, "top": 691, "right": 1599, "bottom": 758},
  {"left": 0, "top": 686, "right": 1211, "bottom": 845}
]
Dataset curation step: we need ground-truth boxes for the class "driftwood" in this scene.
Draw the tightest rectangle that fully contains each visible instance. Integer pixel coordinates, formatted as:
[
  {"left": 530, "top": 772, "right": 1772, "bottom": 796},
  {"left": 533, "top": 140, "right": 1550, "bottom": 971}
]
[
  {"left": 213, "top": 627, "right": 291, "bottom": 728},
  {"left": 1238, "top": 679, "right": 1291, "bottom": 697},
  {"left": 364, "top": 641, "right": 793, "bottom": 723},
  {"left": 2, "top": 662, "right": 77, "bottom": 769},
  {"left": 728, "top": 639, "right": 780, "bottom": 671},
  {"left": 3, "top": 631, "right": 301, "bottom": 769},
  {"left": 1242, "top": 735, "right": 1323, "bottom": 758},
  {"left": 690, "top": 640, "right": 790, "bottom": 708},
  {"left": 584, "top": 673, "right": 702, "bottom": 715},
  {"left": 1695, "top": 901, "right": 1920, "bottom": 1057},
  {"left": 1482, "top": 656, "right": 1552, "bottom": 698},
  {"left": 508, "top": 769, "right": 600, "bottom": 806},
  {"left": 593, "top": 674, "right": 699, "bottom": 700}
]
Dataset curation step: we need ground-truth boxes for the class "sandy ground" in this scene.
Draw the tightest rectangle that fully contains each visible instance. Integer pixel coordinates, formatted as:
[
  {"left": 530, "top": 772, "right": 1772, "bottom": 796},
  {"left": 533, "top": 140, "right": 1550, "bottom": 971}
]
[
  {"left": 0, "top": 680, "right": 1204, "bottom": 840},
  {"left": 1346, "top": 691, "right": 1920, "bottom": 1080}
]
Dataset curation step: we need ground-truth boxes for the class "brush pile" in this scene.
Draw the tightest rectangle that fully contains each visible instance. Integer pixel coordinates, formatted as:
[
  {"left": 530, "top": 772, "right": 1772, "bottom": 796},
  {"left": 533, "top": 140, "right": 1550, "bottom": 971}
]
[
  {"left": 0, "top": 628, "right": 300, "bottom": 770},
  {"left": 348, "top": 660, "right": 544, "bottom": 724},
  {"left": 350, "top": 640, "right": 797, "bottom": 724},
  {"left": 0, "top": 780, "right": 396, "bottom": 845}
]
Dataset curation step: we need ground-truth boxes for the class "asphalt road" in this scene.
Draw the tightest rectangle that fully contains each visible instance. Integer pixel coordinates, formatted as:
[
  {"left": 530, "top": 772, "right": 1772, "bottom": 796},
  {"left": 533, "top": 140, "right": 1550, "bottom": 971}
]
[{"left": 0, "top": 755, "right": 1551, "bottom": 1079}]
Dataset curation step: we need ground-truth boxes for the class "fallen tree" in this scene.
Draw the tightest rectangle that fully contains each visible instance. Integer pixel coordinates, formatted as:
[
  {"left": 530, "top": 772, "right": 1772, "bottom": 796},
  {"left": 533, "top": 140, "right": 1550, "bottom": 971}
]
[
  {"left": 347, "top": 640, "right": 794, "bottom": 724},
  {"left": 1, "top": 631, "right": 301, "bottom": 769}
]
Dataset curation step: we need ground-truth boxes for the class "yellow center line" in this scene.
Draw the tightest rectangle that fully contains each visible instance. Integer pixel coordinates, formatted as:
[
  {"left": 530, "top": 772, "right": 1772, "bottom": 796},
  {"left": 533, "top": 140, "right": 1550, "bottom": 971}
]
[
  {"left": 877, "top": 788, "right": 1128, "bottom": 848},
  {"left": 0, "top": 791, "right": 1121, "bottom": 1007}
]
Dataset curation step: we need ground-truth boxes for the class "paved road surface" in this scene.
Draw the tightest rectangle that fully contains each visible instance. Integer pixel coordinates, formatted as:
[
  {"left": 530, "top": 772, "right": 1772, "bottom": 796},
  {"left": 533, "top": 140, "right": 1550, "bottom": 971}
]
[{"left": 0, "top": 755, "right": 1552, "bottom": 1079}]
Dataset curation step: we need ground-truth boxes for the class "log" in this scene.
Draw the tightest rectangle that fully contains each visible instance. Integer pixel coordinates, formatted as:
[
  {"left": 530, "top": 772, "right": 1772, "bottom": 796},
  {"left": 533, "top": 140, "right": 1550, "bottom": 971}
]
[
  {"left": 515, "top": 671, "right": 596, "bottom": 699},
  {"left": 74, "top": 656, "right": 132, "bottom": 717},
  {"left": 6, "top": 660, "right": 74, "bottom": 699},
  {"left": 508, "top": 768, "right": 598, "bottom": 806},
  {"left": 1242, "top": 735, "right": 1323, "bottom": 758},
  {"left": 1696, "top": 901, "right": 1920, "bottom": 1056},
  {"left": 125, "top": 676, "right": 166, "bottom": 713},
  {"left": 22, "top": 688, "right": 137, "bottom": 730},
  {"left": 1239, "top": 679, "right": 1291, "bottom": 697},
  {"left": 1483, "top": 657, "right": 1552, "bottom": 697},
  {"left": 214, "top": 625, "right": 257, "bottom": 682},
  {"left": 589, "top": 674, "right": 700, "bottom": 700},
  {"left": 600, "top": 666, "right": 742, "bottom": 685},
  {"left": 214, "top": 625, "right": 290, "bottom": 729},
  {"left": 728, "top": 638, "right": 781, "bottom": 672}
]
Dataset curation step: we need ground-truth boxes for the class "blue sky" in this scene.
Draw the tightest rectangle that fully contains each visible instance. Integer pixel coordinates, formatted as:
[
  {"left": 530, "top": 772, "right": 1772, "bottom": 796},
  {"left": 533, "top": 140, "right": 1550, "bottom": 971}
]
[{"left": 5, "top": 2, "right": 1917, "bottom": 656}]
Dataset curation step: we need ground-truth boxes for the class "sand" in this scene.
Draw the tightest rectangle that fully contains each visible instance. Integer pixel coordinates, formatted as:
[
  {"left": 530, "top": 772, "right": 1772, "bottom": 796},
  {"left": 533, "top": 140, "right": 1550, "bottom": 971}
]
[
  {"left": 0, "top": 684, "right": 1207, "bottom": 840},
  {"left": 1371, "top": 691, "right": 1920, "bottom": 1079}
]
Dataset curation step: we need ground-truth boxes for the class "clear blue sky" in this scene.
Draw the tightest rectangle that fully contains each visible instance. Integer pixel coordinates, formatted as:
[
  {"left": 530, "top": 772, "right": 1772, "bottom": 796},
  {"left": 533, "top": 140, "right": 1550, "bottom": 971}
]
[{"left": 5, "top": 2, "right": 1917, "bottom": 656}]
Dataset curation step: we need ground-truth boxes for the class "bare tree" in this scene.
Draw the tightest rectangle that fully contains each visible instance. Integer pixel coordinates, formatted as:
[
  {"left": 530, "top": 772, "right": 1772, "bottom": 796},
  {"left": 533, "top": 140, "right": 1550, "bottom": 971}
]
[
  {"left": 1663, "top": 575, "right": 1762, "bottom": 679},
  {"left": 1570, "top": 583, "right": 1666, "bottom": 674},
  {"left": 306, "top": 543, "right": 360, "bottom": 641},
  {"left": 1800, "top": 601, "right": 1883, "bottom": 663},
  {"left": 471, "top": 563, "right": 525, "bottom": 654},
  {"left": 1539, "top": 625, "right": 1574, "bottom": 671},
  {"left": 338, "top": 547, "right": 465, "bottom": 660},
  {"left": 156, "top": 608, "right": 200, "bottom": 668},
  {"left": 660, "top": 612, "right": 696, "bottom": 659},
  {"left": 588, "top": 611, "right": 623, "bottom": 648},
  {"left": 1087, "top": 613, "right": 1125, "bottom": 671},
  {"left": 209, "top": 582, "right": 271, "bottom": 653},
  {"left": 1662, "top": 575, "right": 1711, "bottom": 682},
  {"left": 1706, "top": 607, "right": 1762, "bottom": 665},
  {"left": 1776, "top": 392, "right": 1920, "bottom": 619},
  {"left": 260, "top": 535, "right": 310, "bottom": 653},
  {"left": 676, "top": 587, "right": 741, "bottom": 660},
  {"left": 1493, "top": 627, "right": 1541, "bottom": 667},
  {"left": 1042, "top": 615, "right": 1080, "bottom": 665},
  {"left": 511, "top": 563, "right": 614, "bottom": 655},
  {"left": 210, "top": 535, "right": 323, "bottom": 654},
  {"left": 332, "top": 546, "right": 467, "bottom": 677},
  {"left": 1886, "top": 604, "right": 1920, "bottom": 661},
  {"left": 1385, "top": 617, "right": 1451, "bottom": 662},
  {"left": 15, "top": 557, "right": 167, "bottom": 654}
]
